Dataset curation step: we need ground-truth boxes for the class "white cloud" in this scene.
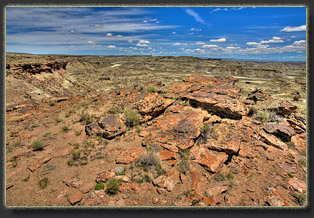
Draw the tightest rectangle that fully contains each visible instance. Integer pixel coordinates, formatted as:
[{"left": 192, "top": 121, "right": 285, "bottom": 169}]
[
  {"left": 173, "top": 43, "right": 181, "bottom": 46},
  {"left": 143, "top": 20, "right": 148, "bottom": 23},
  {"left": 211, "top": 8, "right": 229, "bottom": 13},
  {"left": 281, "top": 25, "right": 306, "bottom": 32},
  {"left": 260, "top": 36, "right": 284, "bottom": 44},
  {"left": 172, "top": 32, "right": 176, "bottom": 34},
  {"left": 138, "top": 40, "right": 150, "bottom": 44},
  {"left": 128, "top": 39, "right": 133, "bottom": 43},
  {"left": 210, "top": 38, "right": 226, "bottom": 42},
  {"left": 195, "top": 41, "right": 205, "bottom": 45},
  {"left": 136, "top": 43, "right": 148, "bottom": 47},
  {"left": 291, "top": 36, "right": 297, "bottom": 38},
  {"left": 185, "top": 8, "right": 206, "bottom": 24},
  {"left": 106, "top": 33, "right": 113, "bottom": 37},
  {"left": 87, "top": 41, "right": 94, "bottom": 44},
  {"left": 202, "top": 44, "right": 218, "bottom": 48},
  {"left": 115, "top": 35, "right": 123, "bottom": 38},
  {"left": 190, "top": 28, "right": 195, "bottom": 31},
  {"left": 107, "top": 45, "right": 116, "bottom": 49},
  {"left": 246, "top": 42, "right": 259, "bottom": 46},
  {"left": 293, "top": 40, "right": 306, "bottom": 46}
]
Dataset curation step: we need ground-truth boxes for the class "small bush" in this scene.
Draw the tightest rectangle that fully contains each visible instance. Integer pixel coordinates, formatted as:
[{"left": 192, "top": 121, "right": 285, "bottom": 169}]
[
  {"left": 256, "top": 111, "right": 270, "bottom": 123},
  {"left": 61, "top": 126, "right": 70, "bottom": 132},
  {"left": 124, "top": 107, "right": 140, "bottom": 127},
  {"left": 114, "top": 166, "right": 125, "bottom": 175},
  {"left": 286, "top": 141, "right": 296, "bottom": 150},
  {"left": 181, "top": 102, "right": 188, "bottom": 106},
  {"left": 71, "top": 149, "right": 81, "bottom": 160},
  {"left": 31, "top": 123, "right": 40, "bottom": 128},
  {"left": 178, "top": 149, "right": 190, "bottom": 161},
  {"left": 137, "top": 153, "right": 165, "bottom": 176},
  {"left": 178, "top": 161, "right": 190, "bottom": 175},
  {"left": 10, "top": 157, "right": 18, "bottom": 167},
  {"left": 146, "top": 85, "right": 158, "bottom": 93},
  {"left": 288, "top": 173, "right": 294, "bottom": 178},
  {"left": 136, "top": 84, "right": 145, "bottom": 92},
  {"left": 47, "top": 165, "right": 56, "bottom": 170},
  {"left": 200, "top": 123, "right": 209, "bottom": 133},
  {"left": 80, "top": 111, "right": 95, "bottom": 125},
  {"left": 10, "top": 132, "right": 19, "bottom": 137},
  {"left": 32, "top": 140, "right": 44, "bottom": 151},
  {"left": 214, "top": 171, "right": 234, "bottom": 181},
  {"left": 13, "top": 141, "right": 21, "bottom": 147},
  {"left": 291, "top": 191, "right": 306, "bottom": 206},
  {"left": 38, "top": 177, "right": 48, "bottom": 189},
  {"left": 207, "top": 84, "right": 214, "bottom": 88},
  {"left": 106, "top": 179, "right": 122, "bottom": 195},
  {"left": 95, "top": 183, "right": 105, "bottom": 190},
  {"left": 298, "top": 158, "right": 306, "bottom": 167},
  {"left": 249, "top": 106, "right": 258, "bottom": 115},
  {"left": 42, "top": 132, "right": 51, "bottom": 137},
  {"left": 136, "top": 125, "right": 141, "bottom": 133},
  {"left": 55, "top": 118, "right": 63, "bottom": 123}
]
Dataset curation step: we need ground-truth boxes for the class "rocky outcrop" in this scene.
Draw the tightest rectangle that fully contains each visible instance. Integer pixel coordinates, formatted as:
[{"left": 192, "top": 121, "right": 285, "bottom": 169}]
[{"left": 6, "top": 61, "right": 68, "bottom": 74}]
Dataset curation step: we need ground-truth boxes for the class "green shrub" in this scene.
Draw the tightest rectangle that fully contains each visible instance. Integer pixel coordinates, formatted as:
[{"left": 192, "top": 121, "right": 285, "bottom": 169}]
[
  {"left": 207, "top": 84, "right": 214, "bottom": 88},
  {"left": 55, "top": 118, "right": 63, "bottom": 123},
  {"left": 146, "top": 85, "right": 158, "bottom": 93},
  {"left": 124, "top": 107, "right": 140, "bottom": 127},
  {"left": 298, "top": 158, "right": 306, "bottom": 167},
  {"left": 10, "top": 157, "right": 18, "bottom": 167},
  {"left": 95, "top": 183, "right": 105, "bottom": 190},
  {"left": 286, "top": 141, "right": 296, "bottom": 150},
  {"left": 136, "top": 125, "right": 141, "bottom": 133},
  {"left": 61, "top": 126, "right": 70, "bottom": 132},
  {"left": 137, "top": 153, "right": 165, "bottom": 176},
  {"left": 181, "top": 102, "right": 188, "bottom": 106},
  {"left": 106, "top": 179, "right": 122, "bottom": 194},
  {"left": 178, "top": 149, "right": 190, "bottom": 161},
  {"left": 178, "top": 161, "right": 190, "bottom": 175},
  {"left": 38, "top": 177, "right": 48, "bottom": 189},
  {"left": 80, "top": 111, "right": 95, "bottom": 125},
  {"left": 214, "top": 171, "right": 234, "bottom": 181},
  {"left": 31, "top": 123, "right": 40, "bottom": 128},
  {"left": 136, "top": 84, "right": 145, "bottom": 92},
  {"left": 42, "top": 132, "right": 51, "bottom": 137},
  {"left": 256, "top": 111, "right": 270, "bottom": 123},
  {"left": 13, "top": 141, "right": 21, "bottom": 147},
  {"left": 71, "top": 149, "right": 81, "bottom": 160},
  {"left": 32, "top": 140, "right": 44, "bottom": 151},
  {"left": 288, "top": 173, "right": 294, "bottom": 178},
  {"left": 200, "top": 123, "right": 209, "bottom": 133},
  {"left": 10, "top": 132, "right": 19, "bottom": 137},
  {"left": 291, "top": 191, "right": 306, "bottom": 206},
  {"left": 249, "top": 106, "right": 258, "bottom": 114}
]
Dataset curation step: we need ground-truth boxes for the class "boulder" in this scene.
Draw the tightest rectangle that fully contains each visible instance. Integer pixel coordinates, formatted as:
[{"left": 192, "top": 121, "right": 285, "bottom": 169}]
[
  {"left": 190, "top": 147, "right": 228, "bottom": 173},
  {"left": 263, "top": 123, "right": 296, "bottom": 140},
  {"left": 152, "top": 171, "right": 181, "bottom": 192},
  {"left": 98, "top": 114, "right": 127, "bottom": 139},
  {"left": 259, "top": 130, "right": 288, "bottom": 150},
  {"left": 68, "top": 190, "right": 83, "bottom": 205},
  {"left": 188, "top": 92, "right": 249, "bottom": 119},
  {"left": 274, "top": 100, "right": 297, "bottom": 116},
  {"left": 142, "top": 105, "right": 207, "bottom": 152}
]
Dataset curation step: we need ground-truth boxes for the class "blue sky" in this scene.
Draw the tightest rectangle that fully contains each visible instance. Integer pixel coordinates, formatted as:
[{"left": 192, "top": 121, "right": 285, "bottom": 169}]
[{"left": 6, "top": 7, "right": 306, "bottom": 61}]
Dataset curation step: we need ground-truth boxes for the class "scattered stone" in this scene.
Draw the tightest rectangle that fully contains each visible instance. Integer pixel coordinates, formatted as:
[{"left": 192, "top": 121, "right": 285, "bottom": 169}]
[
  {"left": 259, "top": 130, "right": 288, "bottom": 150},
  {"left": 152, "top": 171, "right": 181, "bottom": 192},
  {"left": 95, "top": 170, "right": 115, "bottom": 183},
  {"left": 274, "top": 100, "right": 297, "bottom": 116},
  {"left": 289, "top": 177, "right": 306, "bottom": 193},
  {"left": 108, "top": 200, "right": 115, "bottom": 206},
  {"left": 152, "top": 197, "right": 159, "bottom": 204},
  {"left": 6, "top": 183, "right": 13, "bottom": 190},
  {"left": 263, "top": 123, "right": 296, "bottom": 140},
  {"left": 68, "top": 190, "right": 83, "bottom": 205},
  {"left": 52, "top": 147, "right": 72, "bottom": 158},
  {"left": 79, "top": 182, "right": 94, "bottom": 194},
  {"left": 206, "top": 186, "right": 228, "bottom": 196},
  {"left": 63, "top": 178, "right": 83, "bottom": 189},
  {"left": 267, "top": 189, "right": 290, "bottom": 206},
  {"left": 115, "top": 148, "right": 144, "bottom": 164},
  {"left": 116, "top": 198, "right": 126, "bottom": 206}
]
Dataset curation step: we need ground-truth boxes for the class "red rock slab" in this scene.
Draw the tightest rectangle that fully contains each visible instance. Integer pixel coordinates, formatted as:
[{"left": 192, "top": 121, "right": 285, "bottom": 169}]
[
  {"left": 289, "top": 177, "right": 306, "bottom": 193},
  {"left": 259, "top": 130, "right": 288, "bottom": 150},
  {"left": 119, "top": 182, "right": 139, "bottom": 193},
  {"left": 95, "top": 170, "right": 116, "bottom": 183},
  {"left": 267, "top": 189, "right": 290, "bottom": 206},
  {"left": 164, "top": 82, "right": 193, "bottom": 98},
  {"left": 68, "top": 190, "right": 83, "bottom": 205},
  {"left": 206, "top": 186, "right": 228, "bottom": 197},
  {"left": 190, "top": 147, "right": 228, "bottom": 173},
  {"left": 158, "top": 149, "right": 177, "bottom": 161},
  {"left": 135, "top": 93, "right": 174, "bottom": 116},
  {"left": 152, "top": 171, "right": 181, "bottom": 192},
  {"left": 263, "top": 123, "right": 296, "bottom": 139},
  {"left": 274, "top": 100, "right": 297, "bottom": 116},
  {"left": 188, "top": 92, "right": 249, "bottom": 119},
  {"left": 291, "top": 133, "right": 306, "bottom": 152},
  {"left": 79, "top": 182, "right": 94, "bottom": 194},
  {"left": 142, "top": 105, "right": 207, "bottom": 152},
  {"left": 27, "top": 155, "right": 52, "bottom": 172},
  {"left": 52, "top": 147, "right": 72, "bottom": 158},
  {"left": 115, "top": 148, "right": 145, "bottom": 164}
]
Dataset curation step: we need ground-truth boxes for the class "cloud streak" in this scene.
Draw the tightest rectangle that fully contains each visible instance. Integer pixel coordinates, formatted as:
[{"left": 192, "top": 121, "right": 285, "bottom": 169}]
[
  {"left": 281, "top": 25, "right": 306, "bottom": 32},
  {"left": 185, "top": 8, "right": 206, "bottom": 24}
]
